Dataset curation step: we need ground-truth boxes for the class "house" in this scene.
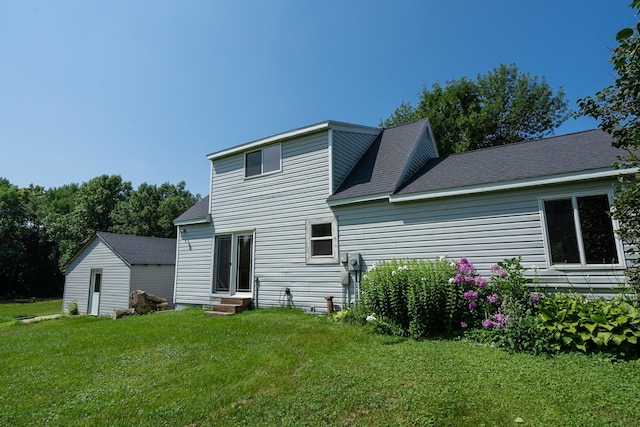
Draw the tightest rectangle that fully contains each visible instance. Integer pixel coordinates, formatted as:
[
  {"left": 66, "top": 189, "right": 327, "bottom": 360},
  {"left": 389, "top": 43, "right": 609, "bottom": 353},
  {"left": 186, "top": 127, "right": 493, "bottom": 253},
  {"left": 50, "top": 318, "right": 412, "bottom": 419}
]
[
  {"left": 173, "top": 119, "right": 635, "bottom": 313},
  {"left": 62, "top": 232, "right": 177, "bottom": 316}
]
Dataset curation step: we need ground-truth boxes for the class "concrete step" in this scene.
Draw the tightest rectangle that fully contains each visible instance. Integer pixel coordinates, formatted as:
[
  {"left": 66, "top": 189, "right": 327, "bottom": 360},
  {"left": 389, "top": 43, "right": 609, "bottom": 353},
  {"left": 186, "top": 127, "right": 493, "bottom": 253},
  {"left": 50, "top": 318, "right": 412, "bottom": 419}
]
[
  {"left": 220, "top": 297, "right": 252, "bottom": 308},
  {"left": 204, "top": 297, "right": 252, "bottom": 317},
  {"left": 204, "top": 310, "right": 234, "bottom": 317}
]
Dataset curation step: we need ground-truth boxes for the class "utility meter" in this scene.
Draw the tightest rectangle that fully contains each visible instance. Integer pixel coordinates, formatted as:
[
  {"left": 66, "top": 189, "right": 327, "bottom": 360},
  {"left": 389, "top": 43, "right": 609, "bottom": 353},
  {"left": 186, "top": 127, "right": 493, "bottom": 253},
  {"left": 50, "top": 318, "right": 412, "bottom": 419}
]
[
  {"left": 348, "top": 253, "right": 361, "bottom": 272},
  {"left": 340, "top": 270, "right": 350, "bottom": 286}
]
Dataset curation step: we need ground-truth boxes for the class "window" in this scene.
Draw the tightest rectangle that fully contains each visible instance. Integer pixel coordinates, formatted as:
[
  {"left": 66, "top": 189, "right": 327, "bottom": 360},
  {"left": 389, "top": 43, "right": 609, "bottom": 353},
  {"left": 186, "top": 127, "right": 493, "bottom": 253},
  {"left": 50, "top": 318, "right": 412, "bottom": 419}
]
[
  {"left": 306, "top": 218, "right": 338, "bottom": 263},
  {"left": 542, "top": 194, "right": 621, "bottom": 266},
  {"left": 245, "top": 144, "right": 281, "bottom": 177}
]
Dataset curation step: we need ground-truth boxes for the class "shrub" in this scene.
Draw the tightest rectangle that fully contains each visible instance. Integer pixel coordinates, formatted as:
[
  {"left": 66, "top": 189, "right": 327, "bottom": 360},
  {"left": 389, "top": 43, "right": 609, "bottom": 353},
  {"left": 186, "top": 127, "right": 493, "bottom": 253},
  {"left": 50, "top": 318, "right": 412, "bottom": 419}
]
[
  {"left": 468, "top": 295, "right": 554, "bottom": 355},
  {"left": 67, "top": 300, "right": 79, "bottom": 315},
  {"left": 359, "top": 258, "right": 460, "bottom": 338},
  {"left": 537, "top": 293, "right": 640, "bottom": 357},
  {"left": 458, "top": 256, "right": 534, "bottom": 329}
]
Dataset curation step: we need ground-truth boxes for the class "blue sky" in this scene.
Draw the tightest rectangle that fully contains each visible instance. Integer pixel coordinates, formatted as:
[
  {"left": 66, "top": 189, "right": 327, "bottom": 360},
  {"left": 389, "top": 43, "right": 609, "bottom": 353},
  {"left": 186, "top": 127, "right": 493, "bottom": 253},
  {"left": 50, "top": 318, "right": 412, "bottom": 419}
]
[{"left": 0, "top": 1, "right": 636, "bottom": 197}]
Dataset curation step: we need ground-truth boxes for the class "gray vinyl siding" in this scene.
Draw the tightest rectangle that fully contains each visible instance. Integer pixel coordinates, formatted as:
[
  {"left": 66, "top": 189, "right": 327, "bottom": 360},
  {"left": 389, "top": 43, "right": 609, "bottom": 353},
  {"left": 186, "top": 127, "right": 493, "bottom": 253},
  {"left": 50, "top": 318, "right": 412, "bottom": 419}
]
[
  {"left": 335, "top": 179, "right": 627, "bottom": 296},
  {"left": 129, "top": 265, "right": 175, "bottom": 305},
  {"left": 174, "top": 223, "right": 214, "bottom": 307},
  {"left": 404, "top": 127, "right": 437, "bottom": 182},
  {"left": 210, "top": 131, "right": 346, "bottom": 312},
  {"left": 62, "top": 239, "right": 130, "bottom": 316},
  {"left": 332, "top": 130, "right": 378, "bottom": 192}
]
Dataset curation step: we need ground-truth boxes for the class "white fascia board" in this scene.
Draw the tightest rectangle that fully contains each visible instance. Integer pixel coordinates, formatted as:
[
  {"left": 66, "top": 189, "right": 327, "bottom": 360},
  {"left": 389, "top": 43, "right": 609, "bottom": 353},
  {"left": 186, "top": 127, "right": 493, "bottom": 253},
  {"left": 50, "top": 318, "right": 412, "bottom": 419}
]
[
  {"left": 207, "top": 122, "right": 331, "bottom": 160},
  {"left": 173, "top": 214, "right": 212, "bottom": 226},
  {"left": 206, "top": 121, "right": 381, "bottom": 161},
  {"left": 327, "top": 192, "right": 390, "bottom": 207},
  {"left": 389, "top": 168, "right": 639, "bottom": 203}
]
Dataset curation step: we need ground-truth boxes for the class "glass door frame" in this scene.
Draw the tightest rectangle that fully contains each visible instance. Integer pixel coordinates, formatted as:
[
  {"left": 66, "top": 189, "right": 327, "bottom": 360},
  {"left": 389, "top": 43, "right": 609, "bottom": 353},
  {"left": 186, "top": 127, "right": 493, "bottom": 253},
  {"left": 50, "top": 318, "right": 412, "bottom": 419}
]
[{"left": 212, "top": 230, "right": 254, "bottom": 296}]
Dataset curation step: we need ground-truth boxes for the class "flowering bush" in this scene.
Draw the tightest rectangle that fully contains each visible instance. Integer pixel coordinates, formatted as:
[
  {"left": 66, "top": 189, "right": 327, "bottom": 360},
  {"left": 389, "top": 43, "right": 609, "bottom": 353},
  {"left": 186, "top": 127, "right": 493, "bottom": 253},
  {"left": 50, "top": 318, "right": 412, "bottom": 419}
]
[
  {"left": 454, "top": 257, "right": 557, "bottom": 355},
  {"left": 455, "top": 256, "right": 535, "bottom": 331},
  {"left": 359, "top": 257, "right": 461, "bottom": 338},
  {"left": 357, "top": 255, "right": 555, "bottom": 354}
]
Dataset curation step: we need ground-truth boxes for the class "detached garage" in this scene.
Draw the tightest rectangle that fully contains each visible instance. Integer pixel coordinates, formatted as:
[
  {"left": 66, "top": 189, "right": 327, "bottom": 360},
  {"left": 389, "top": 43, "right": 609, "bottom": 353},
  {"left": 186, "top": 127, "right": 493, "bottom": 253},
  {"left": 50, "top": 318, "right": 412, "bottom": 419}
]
[{"left": 62, "top": 232, "right": 176, "bottom": 316}]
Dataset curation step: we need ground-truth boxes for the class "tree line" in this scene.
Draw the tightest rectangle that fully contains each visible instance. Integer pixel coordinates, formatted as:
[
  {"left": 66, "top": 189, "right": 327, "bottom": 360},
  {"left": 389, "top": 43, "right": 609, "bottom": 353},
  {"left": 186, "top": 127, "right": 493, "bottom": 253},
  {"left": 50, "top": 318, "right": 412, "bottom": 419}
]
[{"left": 0, "top": 175, "right": 199, "bottom": 298}]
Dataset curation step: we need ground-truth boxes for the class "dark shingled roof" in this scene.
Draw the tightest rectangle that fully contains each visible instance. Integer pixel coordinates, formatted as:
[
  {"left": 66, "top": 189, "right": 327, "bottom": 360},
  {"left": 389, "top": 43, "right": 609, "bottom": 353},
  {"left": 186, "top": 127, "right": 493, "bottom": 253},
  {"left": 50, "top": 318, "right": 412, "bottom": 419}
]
[
  {"left": 396, "top": 129, "right": 622, "bottom": 195},
  {"left": 96, "top": 232, "right": 176, "bottom": 265},
  {"left": 328, "top": 119, "right": 430, "bottom": 201},
  {"left": 173, "top": 195, "right": 210, "bottom": 223}
]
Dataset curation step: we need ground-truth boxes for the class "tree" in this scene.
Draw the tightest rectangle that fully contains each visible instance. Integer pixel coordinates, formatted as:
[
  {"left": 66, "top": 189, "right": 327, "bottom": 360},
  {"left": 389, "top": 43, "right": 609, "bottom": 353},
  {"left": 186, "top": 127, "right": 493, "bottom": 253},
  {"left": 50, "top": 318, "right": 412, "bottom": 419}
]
[
  {"left": 56, "top": 175, "right": 132, "bottom": 268},
  {"left": 578, "top": 2, "right": 640, "bottom": 290},
  {"left": 110, "top": 181, "right": 200, "bottom": 238},
  {"left": 0, "top": 180, "right": 62, "bottom": 297},
  {"left": 382, "top": 63, "right": 569, "bottom": 155}
]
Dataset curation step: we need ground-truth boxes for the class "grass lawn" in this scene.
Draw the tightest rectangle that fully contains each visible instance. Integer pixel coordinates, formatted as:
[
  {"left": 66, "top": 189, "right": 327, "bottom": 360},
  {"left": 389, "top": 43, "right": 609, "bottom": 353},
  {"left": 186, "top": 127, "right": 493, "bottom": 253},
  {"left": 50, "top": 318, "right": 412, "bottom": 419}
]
[
  {"left": 1, "top": 308, "right": 639, "bottom": 426},
  {"left": 0, "top": 299, "right": 62, "bottom": 321}
]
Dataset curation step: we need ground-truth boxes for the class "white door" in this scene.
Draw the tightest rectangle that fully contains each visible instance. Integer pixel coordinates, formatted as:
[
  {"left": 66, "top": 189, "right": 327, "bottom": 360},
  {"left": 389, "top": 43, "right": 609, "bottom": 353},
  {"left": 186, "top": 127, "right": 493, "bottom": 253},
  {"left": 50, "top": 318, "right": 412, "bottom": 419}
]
[{"left": 89, "top": 270, "right": 102, "bottom": 315}]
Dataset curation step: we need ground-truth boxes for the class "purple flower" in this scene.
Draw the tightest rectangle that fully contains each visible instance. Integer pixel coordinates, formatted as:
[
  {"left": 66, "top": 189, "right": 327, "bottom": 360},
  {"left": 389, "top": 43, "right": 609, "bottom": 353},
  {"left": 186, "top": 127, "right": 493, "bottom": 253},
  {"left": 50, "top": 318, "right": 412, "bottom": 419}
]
[
  {"left": 468, "top": 301, "right": 478, "bottom": 310},
  {"left": 490, "top": 263, "right": 508, "bottom": 278},
  {"left": 463, "top": 290, "right": 478, "bottom": 300},
  {"left": 476, "top": 278, "right": 487, "bottom": 288},
  {"left": 487, "top": 293, "right": 499, "bottom": 304},
  {"left": 531, "top": 293, "right": 541, "bottom": 305},
  {"left": 482, "top": 319, "right": 493, "bottom": 329},
  {"left": 456, "top": 258, "right": 475, "bottom": 276},
  {"left": 454, "top": 273, "right": 463, "bottom": 284},
  {"left": 460, "top": 322, "right": 468, "bottom": 329}
]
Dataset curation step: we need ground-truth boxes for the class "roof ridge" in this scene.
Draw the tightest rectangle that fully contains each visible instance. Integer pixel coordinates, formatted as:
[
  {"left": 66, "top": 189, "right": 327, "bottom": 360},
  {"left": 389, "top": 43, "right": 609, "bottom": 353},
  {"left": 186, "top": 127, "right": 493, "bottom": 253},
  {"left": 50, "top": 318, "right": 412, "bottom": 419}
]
[{"left": 382, "top": 117, "right": 430, "bottom": 131}]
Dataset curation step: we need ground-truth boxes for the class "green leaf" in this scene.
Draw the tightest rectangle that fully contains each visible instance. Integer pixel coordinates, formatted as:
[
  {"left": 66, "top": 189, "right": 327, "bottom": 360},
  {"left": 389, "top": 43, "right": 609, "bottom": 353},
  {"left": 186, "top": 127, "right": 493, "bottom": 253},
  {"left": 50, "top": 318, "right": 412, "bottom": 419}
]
[
  {"left": 612, "top": 334, "right": 624, "bottom": 346},
  {"left": 597, "top": 331, "right": 612, "bottom": 346},
  {"left": 583, "top": 322, "right": 597, "bottom": 333},
  {"left": 557, "top": 310, "right": 567, "bottom": 322},
  {"left": 617, "top": 28, "right": 634, "bottom": 42}
]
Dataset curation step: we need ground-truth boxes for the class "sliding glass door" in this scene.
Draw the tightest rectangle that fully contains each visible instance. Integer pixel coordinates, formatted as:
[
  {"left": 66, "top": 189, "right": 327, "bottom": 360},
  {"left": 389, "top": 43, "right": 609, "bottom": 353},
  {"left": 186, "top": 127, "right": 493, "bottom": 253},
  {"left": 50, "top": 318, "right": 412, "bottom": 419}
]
[{"left": 214, "top": 233, "right": 253, "bottom": 295}]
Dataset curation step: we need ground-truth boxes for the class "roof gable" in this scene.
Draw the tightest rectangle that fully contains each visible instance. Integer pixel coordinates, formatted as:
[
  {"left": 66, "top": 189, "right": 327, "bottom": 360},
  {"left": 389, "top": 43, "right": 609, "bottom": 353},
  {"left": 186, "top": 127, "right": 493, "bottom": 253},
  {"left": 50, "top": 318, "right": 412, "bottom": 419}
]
[
  {"left": 328, "top": 119, "right": 433, "bottom": 202},
  {"left": 96, "top": 232, "right": 176, "bottom": 266}
]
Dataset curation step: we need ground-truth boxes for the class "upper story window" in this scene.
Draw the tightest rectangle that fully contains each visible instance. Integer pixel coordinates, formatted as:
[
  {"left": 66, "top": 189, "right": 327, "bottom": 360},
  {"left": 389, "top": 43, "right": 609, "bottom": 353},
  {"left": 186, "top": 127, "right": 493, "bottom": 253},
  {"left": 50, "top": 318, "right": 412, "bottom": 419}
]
[
  {"left": 245, "top": 144, "right": 281, "bottom": 178},
  {"left": 541, "top": 193, "right": 623, "bottom": 267},
  {"left": 306, "top": 218, "right": 338, "bottom": 264}
]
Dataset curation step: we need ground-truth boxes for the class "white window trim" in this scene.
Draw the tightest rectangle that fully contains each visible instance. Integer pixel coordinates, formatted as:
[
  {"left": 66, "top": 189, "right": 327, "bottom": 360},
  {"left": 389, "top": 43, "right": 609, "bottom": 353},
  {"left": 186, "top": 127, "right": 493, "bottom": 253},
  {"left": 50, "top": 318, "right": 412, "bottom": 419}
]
[
  {"left": 538, "top": 190, "right": 626, "bottom": 269},
  {"left": 305, "top": 218, "right": 339, "bottom": 264},
  {"left": 244, "top": 143, "right": 282, "bottom": 179}
]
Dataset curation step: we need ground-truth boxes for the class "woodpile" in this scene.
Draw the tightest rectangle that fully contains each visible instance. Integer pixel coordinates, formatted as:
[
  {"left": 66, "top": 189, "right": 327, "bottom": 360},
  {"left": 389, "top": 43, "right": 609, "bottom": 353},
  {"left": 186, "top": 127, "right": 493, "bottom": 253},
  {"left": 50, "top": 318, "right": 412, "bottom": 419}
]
[{"left": 112, "top": 290, "right": 169, "bottom": 319}]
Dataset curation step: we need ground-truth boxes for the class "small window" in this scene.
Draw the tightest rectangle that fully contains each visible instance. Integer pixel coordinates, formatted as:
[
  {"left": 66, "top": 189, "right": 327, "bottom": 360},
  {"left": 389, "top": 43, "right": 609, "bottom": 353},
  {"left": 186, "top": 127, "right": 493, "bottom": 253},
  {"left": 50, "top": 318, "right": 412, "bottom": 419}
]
[
  {"left": 306, "top": 219, "right": 338, "bottom": 263},
  {"left": 542, "top": 194, "right": 621, "bottom": 266},
  {"left": 245, "top": 144, "right": 281, "bottom": 177}
]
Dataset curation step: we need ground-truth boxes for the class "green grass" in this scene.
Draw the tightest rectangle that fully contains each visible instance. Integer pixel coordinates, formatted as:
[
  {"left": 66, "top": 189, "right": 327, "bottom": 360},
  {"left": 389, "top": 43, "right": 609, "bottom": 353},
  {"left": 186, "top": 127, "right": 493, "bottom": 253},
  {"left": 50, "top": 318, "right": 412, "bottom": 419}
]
[
  {"left": 0, "top": 299, "right": 62, "bottom": 319},
  {"left": 1, "top": 308, "right": 639, "bottom": 426}
]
